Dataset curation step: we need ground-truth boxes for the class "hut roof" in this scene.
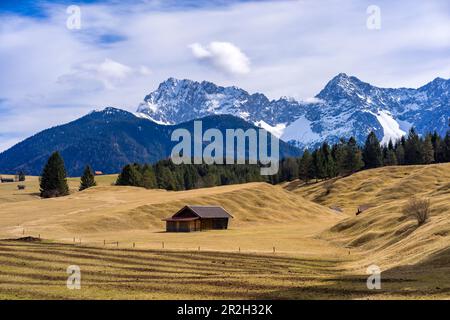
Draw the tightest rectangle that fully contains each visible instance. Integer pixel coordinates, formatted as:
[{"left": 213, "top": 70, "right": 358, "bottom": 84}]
[
  {"left": 162, "top": 217, "right": 199, "bottom": 222},
  {"left": 163, "top": 205, "right": 234, "bottom": 221},
  {"left": 187, "top": 206, "right": 233, "bottom": 218}
]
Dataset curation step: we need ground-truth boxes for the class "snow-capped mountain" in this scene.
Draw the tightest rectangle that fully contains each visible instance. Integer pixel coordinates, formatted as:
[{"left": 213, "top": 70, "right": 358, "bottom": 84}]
[
  {"left": 136, "top": 77, "right": 303, "bottom": 126},
  {"left": 137, "top": 74, "right": 450, "bottom": 149}
]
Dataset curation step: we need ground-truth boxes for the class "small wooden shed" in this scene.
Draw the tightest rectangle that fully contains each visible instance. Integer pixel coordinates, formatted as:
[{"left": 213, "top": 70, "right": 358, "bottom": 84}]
[{"left": 162, "top": 206, "right": 233, "bottom": 232}]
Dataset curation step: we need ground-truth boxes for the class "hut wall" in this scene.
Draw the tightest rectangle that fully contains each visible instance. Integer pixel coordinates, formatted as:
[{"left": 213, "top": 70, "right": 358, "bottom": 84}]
[{"left": 166, "top": 220, "right": 199, "bottom": 232}]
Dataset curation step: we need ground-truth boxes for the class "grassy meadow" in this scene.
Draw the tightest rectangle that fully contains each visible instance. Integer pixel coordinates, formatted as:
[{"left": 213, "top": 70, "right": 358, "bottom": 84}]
[{"left": 0, "top": 164, "right": 449, "bottom": 299}]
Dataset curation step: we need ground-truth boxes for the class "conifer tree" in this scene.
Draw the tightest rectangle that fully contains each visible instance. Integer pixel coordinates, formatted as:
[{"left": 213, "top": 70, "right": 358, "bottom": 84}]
[
  {"left": 439, "top": 130, "right": 450, "bottom": 162},
  {"left": 321, "top": 142, "right": 336, "bottom": 178},
  {"left": 421, "top": 134, "right": 435, "bottom": 164},
  {"left": 395, "top": 142, "right": 405, "bottom": 165},
  {"left": 141, "top": 164, "right": 157, "bottom": 189},
  {"left": 404, "top": 127, "right": 422, "bottom": 164},
  {"left": 116, "top": 164, "right": 142, "bottom": 187},
  {"left": 343, "top": 137, "right": 364, "bottom": 174},
  {"left": 18, "top": 171, "right": 26, "bottom": 182},
  {"left": 299, "top": 150, "right": 314, "bottom": 183},
  {"left": 79, "top": 165, "right": 96, "bottom": 191},
  {"left": 331, "top": 139, "right": 346, "bottom": 176},
  {"left": 431, "top": 131, "right": 441, "bottom": 162},
  {"left": 40, "top": 151, "right": 69, "bottom": 198},
  {"left": 312, "top": 149, "right": 326, "bottom": 180},
  {"left": 155, "top": 165, "right": 177, "bottom": 190},
  {"left": 362, "top": 131, "right": 383, "bottom": 169}
]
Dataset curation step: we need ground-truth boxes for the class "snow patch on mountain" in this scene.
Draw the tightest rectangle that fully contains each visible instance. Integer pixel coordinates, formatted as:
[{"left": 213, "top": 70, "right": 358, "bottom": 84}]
[
  {"left": 135, "top": 112, "right": 171, "bottom": 125},
  {"left": 254, "top": 120, "right": 286, "bottom": 138},
  {"left": 281, "top": 116, "right": 320, "bottom": 146},
  {"left": 372, "top": 110, "right": 406, "bottom": 144}
]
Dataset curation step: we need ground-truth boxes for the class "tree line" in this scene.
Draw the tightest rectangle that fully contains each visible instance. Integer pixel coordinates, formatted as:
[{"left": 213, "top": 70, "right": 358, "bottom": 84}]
[
  {"left": 115, "top": 160, "right": 264, "bottom": 191},
  {"left": 273, "top": 128, "right": 450, "bottom": 184},
  {"left": 37, "top": 128, "right": 450, "bottom": 196},
  {"left": 116, "top": 128, "right": 450, "bottom": 190}
]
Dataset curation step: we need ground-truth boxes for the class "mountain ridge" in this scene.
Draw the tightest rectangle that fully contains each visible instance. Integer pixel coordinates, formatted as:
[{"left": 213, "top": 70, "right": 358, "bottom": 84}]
[
  {"left": 137, "top": 73, "right": 450, "bottom": 148},
  {"left": 0, "top": 108, "right": 300, "bottom": 176}
]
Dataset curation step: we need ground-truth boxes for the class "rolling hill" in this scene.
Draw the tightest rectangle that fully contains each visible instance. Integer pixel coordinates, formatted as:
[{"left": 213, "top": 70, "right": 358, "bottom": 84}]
[{"left": 0, "top": 164, "right": 448, "bottom": 299}]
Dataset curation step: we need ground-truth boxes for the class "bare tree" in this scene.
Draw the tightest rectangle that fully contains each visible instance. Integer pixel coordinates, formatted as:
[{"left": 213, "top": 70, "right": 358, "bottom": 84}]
[{"left": 402, "top": 197, "right": 431, "bottom": 226}]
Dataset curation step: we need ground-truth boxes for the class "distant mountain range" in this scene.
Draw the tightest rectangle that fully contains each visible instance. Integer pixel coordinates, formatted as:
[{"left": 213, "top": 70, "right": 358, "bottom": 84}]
[
  {"left": 0, "top": 73, "right": 448, "bottom": 176},
  {"left": 137, "top": 73, "right": 450, "bottom": 148},
  {"left": 0, "top": 108, "right": 300, "bottom": 176}
]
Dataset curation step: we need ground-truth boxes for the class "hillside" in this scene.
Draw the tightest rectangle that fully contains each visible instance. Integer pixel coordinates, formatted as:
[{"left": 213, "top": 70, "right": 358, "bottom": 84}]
[
  {"left": 0, "top": 164, "right": 448, "bottom": 299},
  {"left": 0, "top": 109, "right": 300, "bottom": 176},
  {"left": 290, "top": 163, "right": 450, "bottom": 269},
  {"left": 0, "top": 182, "right": 342, "bottom": 255}
]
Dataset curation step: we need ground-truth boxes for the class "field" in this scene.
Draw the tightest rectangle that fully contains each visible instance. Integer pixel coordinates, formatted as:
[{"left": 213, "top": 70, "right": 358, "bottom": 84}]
[{"left": 0, "top": 164, "right": 449, "bottom": 299}]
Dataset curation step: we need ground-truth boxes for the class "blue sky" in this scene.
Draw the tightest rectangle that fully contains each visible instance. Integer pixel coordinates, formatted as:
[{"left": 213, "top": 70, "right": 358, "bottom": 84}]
[{"left": 0, "top": 0, "right": 450, "bottom": 151}]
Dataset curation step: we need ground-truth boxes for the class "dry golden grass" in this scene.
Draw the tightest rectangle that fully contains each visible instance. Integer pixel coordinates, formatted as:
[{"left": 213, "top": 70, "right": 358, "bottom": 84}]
[
  {"left": 0, "top": 174, "right": 117, "bottom": 203},
  {"left": 0, "top": 163, "right": 449, "bottom": 299},
  {"left": 291, "top": 163, "right": 450, "bottom": 271},
  {"left": 0, "top": 240, "right": 448, "bottom": 300},
  {"left": 0, "top": 181, "right": 343, "bottom": 256}
]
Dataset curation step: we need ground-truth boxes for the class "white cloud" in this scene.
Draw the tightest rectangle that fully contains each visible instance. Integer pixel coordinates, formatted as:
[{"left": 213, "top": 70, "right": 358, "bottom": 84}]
[
  {"left": 1, "top": 0, "right": 450, "bottom": 152},
  {"left": 302, "top": 97, "right": 325, "bottom": 104},
  {"left": 58, "top": 58, "right": 150, "bottom": 90},
  {"left": 189, "top": 41, "right": 251, "bottom": 75}
]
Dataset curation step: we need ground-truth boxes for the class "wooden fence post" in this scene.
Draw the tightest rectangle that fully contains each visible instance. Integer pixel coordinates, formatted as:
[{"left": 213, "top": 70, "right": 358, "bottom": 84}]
[
  {"left": 162, "top": 241, "right": 164, "bottom": 249},
  {"left": 133, "top": 242, "right": 135, "bottom": 248},
  {"left": 273, "top": 246, "right": 275, "bottom": 254}
]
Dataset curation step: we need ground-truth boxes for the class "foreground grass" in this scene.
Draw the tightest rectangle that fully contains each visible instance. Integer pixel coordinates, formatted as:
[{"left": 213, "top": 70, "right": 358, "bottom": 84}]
[
  {"left": 0, "top": 164, "right": 448, "bottom": 299},
  {"left": 0, "top": 240, "right": 448, "bottom": 300}
]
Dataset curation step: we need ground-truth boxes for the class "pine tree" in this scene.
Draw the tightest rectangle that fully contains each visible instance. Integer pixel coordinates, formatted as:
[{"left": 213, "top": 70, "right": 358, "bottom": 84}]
[
  {"left": 395, "top": 142, "right": 405, "bottom": 165},
  {"left": 141, "top": 164, "right": 157, "bottom": 189},
  {"left": 39, "top": 151, "right": 69, "bottom": 198},
  {"left": 281, "top": 158, "right": 299, "bottom": 181},
  {"left": 421, "top": 134, "right": 435, "bottom": 164},
  {"left": 79, "top": 165, "right": 96, "bottom": 191},
  {"left": 431, "top": 131, "right": 441, "bottom": 162},
  {"left": 299, "top": 150, "right": 314, "bottom": 183},
  {"left": 362, "top": 131, "right": 383, "bottom": 169},
  {"left": 404, "top": 128, "right": 422, "bottom": 164},
  {"left": 18, "top": 171, "right": 26, "bottom": 182},
  {"left": 116, "top": 164, "right": 142, "bottom": 187},
  {"left": 343, "top": 137, "right": 364, "bottom": 174},
  {"left": 312, "top": 149, "right": 326, "bottom": 180},
  {"left": 321, "top": 142, "right": 336, "bottom": 178},
  {"left": 331, "top": 140, "right": 346, "bottom": 176},
  {"left": 381, "top": 140, "right": 397, "bottom": 166},
  {"left": 155, "top": 165, "right": 177, "bottom": 190},
  {"left": 439, "top": 130, "right": 450, "bottom": 162}
]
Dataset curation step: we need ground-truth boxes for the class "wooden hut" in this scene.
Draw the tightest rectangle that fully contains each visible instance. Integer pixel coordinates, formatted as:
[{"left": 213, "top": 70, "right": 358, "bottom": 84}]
[{"left": 162, "top": 206, "right": 233, "bottom": 232}]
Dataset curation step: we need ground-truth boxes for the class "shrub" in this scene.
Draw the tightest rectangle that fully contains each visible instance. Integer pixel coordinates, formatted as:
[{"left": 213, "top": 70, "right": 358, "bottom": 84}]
[{"left": 402, "top": 197, "right": 430, "bottom": 226}]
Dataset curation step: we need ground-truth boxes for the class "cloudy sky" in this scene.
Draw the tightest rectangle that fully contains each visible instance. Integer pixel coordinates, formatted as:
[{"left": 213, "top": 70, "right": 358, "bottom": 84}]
[{"left": 1, "top": 0, "right": 450, "bottom": 151}]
